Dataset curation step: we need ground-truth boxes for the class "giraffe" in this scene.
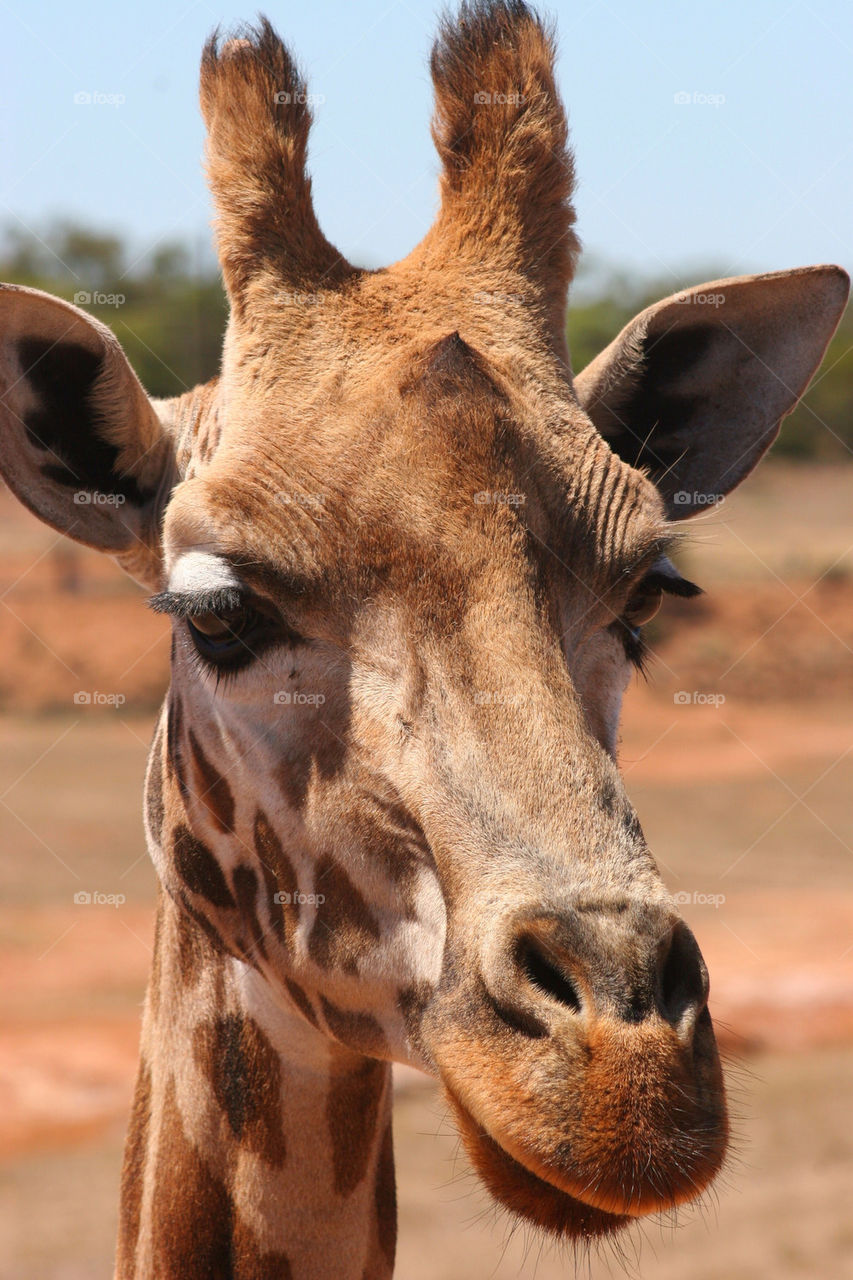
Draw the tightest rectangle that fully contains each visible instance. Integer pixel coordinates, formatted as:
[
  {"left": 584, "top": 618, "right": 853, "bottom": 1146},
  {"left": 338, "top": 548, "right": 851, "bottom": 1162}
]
[{"left": 0, "top": 3, "right": 848, "bottom": 1277}]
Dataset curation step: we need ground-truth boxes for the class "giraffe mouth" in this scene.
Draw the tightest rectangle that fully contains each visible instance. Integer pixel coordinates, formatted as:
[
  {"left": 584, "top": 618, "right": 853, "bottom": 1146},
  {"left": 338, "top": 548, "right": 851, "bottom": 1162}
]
[
  {"left": 431, "top": 936, "right": 728, "bottom": 1235},
  {"left": 445, "top": 1089, "right": 630, "bottom": 1239}
]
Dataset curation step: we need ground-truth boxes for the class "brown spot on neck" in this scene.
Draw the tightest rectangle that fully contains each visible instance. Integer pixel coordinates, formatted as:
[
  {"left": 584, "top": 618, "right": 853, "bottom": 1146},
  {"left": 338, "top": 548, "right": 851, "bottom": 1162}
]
[
  {"left": 325, "top": 1051, "right": 389, "bottom": 1198},
  {"left": 188, "top": 726, "right": 236, "bottom": 833},
  {"left": 284, "top": 976, "right": 320, "bottom": 1027},
  {"left": 173, "top": 824, "right": 236, "bottom": 909},
  {"left": 193, "top": 1014, "right": 287, "bottom": 1168},
  {"left": 150, "top": 1076, "right": 292, "bottom": 1277},
  {"left": 308, "top": 856, "right": 381, "bottom": 973},
  {"left": 254, "top": 809, "right": 299, "bottom": 948},
  {"left": 374, "top": 1120, "right": 397, "bottom": 1268},
  {"left": 232, "top": 864, "right": 270, "bottom": 963},
  {"left": 321, "top": 997, "right": 390, "bottom": 1059}
]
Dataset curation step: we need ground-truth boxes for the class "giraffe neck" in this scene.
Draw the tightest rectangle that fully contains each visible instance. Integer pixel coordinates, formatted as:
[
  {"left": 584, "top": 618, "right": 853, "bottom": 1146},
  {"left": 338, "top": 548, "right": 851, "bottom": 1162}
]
[{"left": 117, "top": 890, "right": 397, "bottom": 1280}]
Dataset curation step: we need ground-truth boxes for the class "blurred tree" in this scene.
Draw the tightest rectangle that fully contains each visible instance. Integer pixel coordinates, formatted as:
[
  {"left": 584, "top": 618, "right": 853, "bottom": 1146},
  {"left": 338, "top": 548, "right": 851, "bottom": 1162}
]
[
  {"left": 0, "top": 222, "right": 228, "bottom": 398},
  {"left": 1, "top": 224, "right": 850, "bottom": 456},
  {"left": 53, "top": 221, "right": 124, "bottom": 286}
]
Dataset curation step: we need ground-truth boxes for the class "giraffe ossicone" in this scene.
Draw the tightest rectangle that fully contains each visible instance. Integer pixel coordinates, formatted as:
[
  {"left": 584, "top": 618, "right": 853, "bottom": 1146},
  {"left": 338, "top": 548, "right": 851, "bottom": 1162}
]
[{"left": 0, "top": 3, "right": 848, "bottom": 1277}]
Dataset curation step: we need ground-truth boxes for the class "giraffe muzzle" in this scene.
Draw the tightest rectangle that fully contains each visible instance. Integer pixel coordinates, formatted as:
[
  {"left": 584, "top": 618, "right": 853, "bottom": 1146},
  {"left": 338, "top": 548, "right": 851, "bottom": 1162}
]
[{"left": 426, "top": 897, "right": 727, "bottom": 1236}]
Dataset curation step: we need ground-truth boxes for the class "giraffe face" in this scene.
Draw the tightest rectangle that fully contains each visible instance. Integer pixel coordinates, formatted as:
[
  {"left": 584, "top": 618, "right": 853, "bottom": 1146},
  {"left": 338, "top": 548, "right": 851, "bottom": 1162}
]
[
  {"left": 143, "top": 323, "right": 728, "bottom": 1238},
  {"left": 0, "top": 3, "right": 847, "bottom": 1252}
]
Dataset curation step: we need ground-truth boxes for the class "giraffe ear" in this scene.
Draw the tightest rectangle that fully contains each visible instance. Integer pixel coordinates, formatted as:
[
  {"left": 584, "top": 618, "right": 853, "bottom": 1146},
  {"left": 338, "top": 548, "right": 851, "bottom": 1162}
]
[
  {"left": 0, "top": 283, "right": 176, "bottom": 587},
  {"left": 574, "top": 266, "right": 849, "bottom": 519}
]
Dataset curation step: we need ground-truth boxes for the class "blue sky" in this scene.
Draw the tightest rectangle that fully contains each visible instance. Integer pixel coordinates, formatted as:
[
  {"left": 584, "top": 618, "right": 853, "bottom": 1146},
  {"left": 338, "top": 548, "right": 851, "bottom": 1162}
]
[{"left": 2, "top": 0, "right": 852, "bottom": 289}]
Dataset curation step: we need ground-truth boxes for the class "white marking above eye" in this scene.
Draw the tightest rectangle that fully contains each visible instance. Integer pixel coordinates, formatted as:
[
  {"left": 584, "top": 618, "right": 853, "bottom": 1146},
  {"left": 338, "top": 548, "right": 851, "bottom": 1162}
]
[{"left": 167, "top": 550, "right": 241, "bottom": 593}]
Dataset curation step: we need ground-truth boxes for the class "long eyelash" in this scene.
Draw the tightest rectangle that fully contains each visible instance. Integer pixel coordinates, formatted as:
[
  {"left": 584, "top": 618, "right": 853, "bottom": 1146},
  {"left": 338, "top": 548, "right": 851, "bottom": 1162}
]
[
  {"left": 180, "top": 633, "right": 247, "bottom": 692},
  {"left": 646, "top": 572, "right": 703, "bottom": 599},
  {"left": 148, "top": 587, "right": 244, "bottom": 618},
  {"left": 615, "top": 621, "right": 650, "bottom": 676},
  {"left": 614, "top": 568, "right": 702, "bottom": 676}
]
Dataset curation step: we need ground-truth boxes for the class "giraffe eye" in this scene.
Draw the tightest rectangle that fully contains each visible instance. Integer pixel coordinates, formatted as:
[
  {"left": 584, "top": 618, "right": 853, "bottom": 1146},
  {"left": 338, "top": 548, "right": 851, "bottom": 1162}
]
[
  {"left": 186, "top": 604, "right": 263, "bottom": 668},
  {"left": 188, "top": 606, "right": 248, "bottom": 643},
  {"left": 623, "top": 583, "right": 663, "bottom": 629},
  {"left": 149, "top": 585, "right": 307, "bottom": 677}
]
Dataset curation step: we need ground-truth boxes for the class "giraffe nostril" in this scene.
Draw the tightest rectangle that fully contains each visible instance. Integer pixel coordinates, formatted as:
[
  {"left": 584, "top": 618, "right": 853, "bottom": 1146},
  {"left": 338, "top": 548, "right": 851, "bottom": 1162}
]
[
  {"left": 484, "top": 908, "right": 712, "bottom": 1040},
  {"left": 516, "top": 935, "right": 582, "bottom": 1014},
  {"left": 658, "top": 920, "right": 709, "bottom": 1029}
]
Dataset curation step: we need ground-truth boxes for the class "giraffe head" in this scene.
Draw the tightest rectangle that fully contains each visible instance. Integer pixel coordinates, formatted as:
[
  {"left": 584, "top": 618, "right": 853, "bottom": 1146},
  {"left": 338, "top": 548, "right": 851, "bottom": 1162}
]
[{"left": 0, "top": 1, "right": 847, "bottom": 1245}]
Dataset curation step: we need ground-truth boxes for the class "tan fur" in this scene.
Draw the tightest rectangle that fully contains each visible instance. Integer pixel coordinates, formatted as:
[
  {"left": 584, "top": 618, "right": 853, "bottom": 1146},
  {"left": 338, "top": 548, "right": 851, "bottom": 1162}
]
[{"left": 200, "top": 20, "right": 354, "bottom": 316}]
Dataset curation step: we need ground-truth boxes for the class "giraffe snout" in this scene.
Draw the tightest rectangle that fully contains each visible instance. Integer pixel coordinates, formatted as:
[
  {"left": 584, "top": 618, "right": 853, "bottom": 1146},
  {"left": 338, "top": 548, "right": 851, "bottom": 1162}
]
[{"left": 428, "top": 894, "right": 727, "bottom": 1234}]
